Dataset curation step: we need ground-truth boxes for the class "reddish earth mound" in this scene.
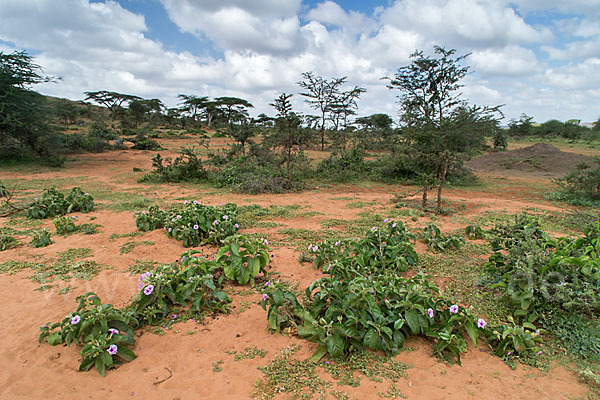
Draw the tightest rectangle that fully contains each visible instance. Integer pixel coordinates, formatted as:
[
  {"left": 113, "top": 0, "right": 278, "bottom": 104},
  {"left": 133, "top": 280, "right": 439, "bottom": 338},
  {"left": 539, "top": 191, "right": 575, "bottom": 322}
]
[{"left": 467, "top": 143, "right": 596, "bottom": 177}]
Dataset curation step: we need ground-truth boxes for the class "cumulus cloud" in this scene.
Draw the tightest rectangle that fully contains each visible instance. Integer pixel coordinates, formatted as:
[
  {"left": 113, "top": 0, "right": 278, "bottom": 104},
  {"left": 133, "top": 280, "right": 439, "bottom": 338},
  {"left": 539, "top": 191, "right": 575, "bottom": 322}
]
[
  {"left": 160, "top": 0, "right": 306, "bottom": 55},
  {"left": 470, "top": 45, "right": 541, "bottom": 76},
  {"left": 0, "top": 0, "right": 598, "bottom": 122},
  {"left": 378, "top": 0, "right": 553, "bottom": 48}
]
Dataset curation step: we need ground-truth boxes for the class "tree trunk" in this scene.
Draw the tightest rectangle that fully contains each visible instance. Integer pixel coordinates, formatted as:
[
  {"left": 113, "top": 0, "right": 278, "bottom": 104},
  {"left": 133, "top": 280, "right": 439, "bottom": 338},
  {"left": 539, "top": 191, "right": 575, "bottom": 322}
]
[
  {"left": 436, "top": 157, "right": 450, "bottom": 212},
  {"left": 422, "top": 177, "right": 428, "bottom": 209}
]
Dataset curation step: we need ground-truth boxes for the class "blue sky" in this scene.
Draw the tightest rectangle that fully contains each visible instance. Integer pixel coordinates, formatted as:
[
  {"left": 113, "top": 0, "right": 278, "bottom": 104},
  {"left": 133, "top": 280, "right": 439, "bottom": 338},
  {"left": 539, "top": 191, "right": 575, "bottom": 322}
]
[{"left": 1, "top": 0, "right": 599, "bottom": 123}]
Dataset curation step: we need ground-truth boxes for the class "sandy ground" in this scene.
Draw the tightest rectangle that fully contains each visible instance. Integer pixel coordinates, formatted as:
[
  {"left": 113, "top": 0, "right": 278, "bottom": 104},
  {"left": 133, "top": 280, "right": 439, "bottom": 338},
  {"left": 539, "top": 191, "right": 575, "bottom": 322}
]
[{"left": 0, "top": 144, "right": 592, "bottom": 399}]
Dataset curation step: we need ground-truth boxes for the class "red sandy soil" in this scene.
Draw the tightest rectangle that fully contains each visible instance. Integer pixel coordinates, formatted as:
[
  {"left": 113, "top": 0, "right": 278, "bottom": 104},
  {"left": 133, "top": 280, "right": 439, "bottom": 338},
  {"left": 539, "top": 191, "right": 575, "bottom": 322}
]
[{"left": 0, "top": 144, "right": 592, "bottom": 399}]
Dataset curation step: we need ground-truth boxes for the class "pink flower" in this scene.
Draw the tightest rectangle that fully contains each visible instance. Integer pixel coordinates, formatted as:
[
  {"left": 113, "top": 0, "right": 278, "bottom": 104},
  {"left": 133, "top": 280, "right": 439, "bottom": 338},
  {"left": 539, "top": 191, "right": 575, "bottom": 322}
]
[
  {"left": 108, "top": 328, "right": 119, "bottom": 335},
  {"left": 144, "top": 285, "right": 154, "bottom": 295},
  {"left": 477, "top": 318, "right": 487, "bottom": 328},
  {"left": 449, "top": 304, "right": 458, "bottom": 314},
  {"left": 427, "top": 308, "right": 434, "bottom": 318},
  {"left": 384, "top": 218, "right": 389, "bottom": 223},
  {"left": 107, "top": 344, "right": 118, "bottom": 355},
  {"left": 262, "top": 294, "right": 267, "bottom": 301},
  {"left": 71, "top": 315, "right": 81, "bottom": 325}
]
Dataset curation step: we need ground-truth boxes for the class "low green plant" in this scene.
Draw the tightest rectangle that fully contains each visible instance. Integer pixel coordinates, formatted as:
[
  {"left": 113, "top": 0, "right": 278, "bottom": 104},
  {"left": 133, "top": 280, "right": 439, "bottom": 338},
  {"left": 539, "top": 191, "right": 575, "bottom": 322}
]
[
  {"left": 53, "top": 215, "right": 78, "bottom": 235},
  {"left": 464, "top": 224, "right": 487, "bottom": 240},
  {"left": 30, "top": 228, "right": 52, "bottom": 248},
  {"left": 163, "top": 202, "right": 239, "bottom": 247},
  {"left": 132, "top": 252, "right": 231, "bottom": 325},
  {"left": 134, "top": 205, "right": 166, "bottom": 231},
  {"left": 217, "top": 234, "right": 270, "bottom": 285},
  {"left": 38, "top": 292, "right": 137, "bottom": 376},
  {"left": 0, "top": 233, "right": 19, "bottom": 251},
  {"left": 27, "top": 187, "right": 94, "bottom": 219},
  {"left": 119, "top": 240, "right": 154, "bottom": 255},
  {"left": 423, "top": 224, "right": 465, "bottom": 252}
]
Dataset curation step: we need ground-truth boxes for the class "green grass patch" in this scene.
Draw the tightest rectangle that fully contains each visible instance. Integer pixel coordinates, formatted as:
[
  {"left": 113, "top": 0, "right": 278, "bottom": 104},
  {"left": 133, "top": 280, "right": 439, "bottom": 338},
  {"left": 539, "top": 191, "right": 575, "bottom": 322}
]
[{"left": 119, "top": 240, "right": 155, "bottom": 255}]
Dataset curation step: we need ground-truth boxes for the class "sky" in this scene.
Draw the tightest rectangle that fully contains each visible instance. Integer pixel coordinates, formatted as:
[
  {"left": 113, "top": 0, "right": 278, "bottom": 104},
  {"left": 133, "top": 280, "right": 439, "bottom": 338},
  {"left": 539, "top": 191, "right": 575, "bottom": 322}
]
[{"left": 0, "top": 0, "right": 599, "bottom": 124}]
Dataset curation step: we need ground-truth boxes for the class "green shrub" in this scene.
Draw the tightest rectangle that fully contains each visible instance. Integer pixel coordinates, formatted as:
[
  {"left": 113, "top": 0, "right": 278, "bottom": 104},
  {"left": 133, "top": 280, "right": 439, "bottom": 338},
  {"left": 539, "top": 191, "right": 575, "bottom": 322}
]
[
  {"left": 30, "top": 228, "right": 52, "bottom": 248},
  {"left": 316, "top": 148, "right": 370, "bottom": 182},
  {"left": 423, "top": 223, "right": 465, "bottom": 252},
  {"left": 545, "top": 313, "right": 600, "bottom": 359},
  {"left": 485, "top": 217, "right": 600, "bottom": 319},
  {"left": 130, "top": 132, "right": 162, "bottom": 151},
  {"left": 139, "top": 147, "right": 207, "bottom": 183},
  {"left": 26, "top": 187, "right": 94, "bottom": 219},
  {"left": 552, "top": 160, "right": 600, "bottom": 206}
]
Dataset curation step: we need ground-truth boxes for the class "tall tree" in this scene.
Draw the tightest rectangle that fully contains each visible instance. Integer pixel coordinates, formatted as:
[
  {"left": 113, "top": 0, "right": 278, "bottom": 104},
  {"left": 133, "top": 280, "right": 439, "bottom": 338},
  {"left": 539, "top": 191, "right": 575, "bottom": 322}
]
[
  {"left": 298, "top": 72, "right": 346, "bottom": 151},
  {"left": 177, "top": 94, "right": 209, "bottom": 128},
  {"left": 214, "top": 96, "right": 254, "bottom": 126},
  {"left": 385, "top": 46, "right": 501, "bottom": 211},
  {"left": 84, "top": 90, "right": 141, "bottom": 122},
  {"left": 0, "top": 51, "right": 57, "bottom": 157},
  {"left": 268, "top": 93, "right": 312, "bottom": 183}
]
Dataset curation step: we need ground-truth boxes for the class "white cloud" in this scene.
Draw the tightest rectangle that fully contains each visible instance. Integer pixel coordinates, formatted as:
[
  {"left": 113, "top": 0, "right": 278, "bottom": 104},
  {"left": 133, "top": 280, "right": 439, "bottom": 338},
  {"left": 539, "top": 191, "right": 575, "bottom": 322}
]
[
  {"left": 379, "top": 0, "right": 553, "bottom": 48},
  {"left": 470, "top": 45, "right": 541, "bottom": 76},
  {"left": 160, "top": 0, "right": 306, "bottom": 55},
  {"left": 0, "top": 0, "right": 598, "bottom": 123}
]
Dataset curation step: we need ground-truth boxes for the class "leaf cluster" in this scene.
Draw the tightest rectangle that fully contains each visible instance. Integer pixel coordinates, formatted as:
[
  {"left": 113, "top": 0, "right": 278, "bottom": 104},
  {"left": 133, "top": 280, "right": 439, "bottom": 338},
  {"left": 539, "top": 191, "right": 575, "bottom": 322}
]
[{"left": 26, "top": 187, "right": 94, "bottom": 219}]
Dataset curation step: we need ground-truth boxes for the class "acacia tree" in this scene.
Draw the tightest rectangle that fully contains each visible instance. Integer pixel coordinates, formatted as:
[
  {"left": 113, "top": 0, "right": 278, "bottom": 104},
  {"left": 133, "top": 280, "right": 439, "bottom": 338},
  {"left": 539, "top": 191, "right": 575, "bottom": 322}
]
[
  {"left": 214, "top": 96, "right": 254, "bottom": 126},
  {"left": 177, "top": 94, "right": 209, "bottom": 128},
  {"left": 268, "top": 93, "right": 312, "bottom": 183},
  {"left": 385, "top": 46, "right": 501, "bottom": 211},
  {"left": 84, "top": 90, "right": 141, "bottom": 123},
  {"left": 0, "top": 51, "right": 57, "bottom": 158},
  {"left": 298, "top": 72, "right": 346, "bottom": 151}
]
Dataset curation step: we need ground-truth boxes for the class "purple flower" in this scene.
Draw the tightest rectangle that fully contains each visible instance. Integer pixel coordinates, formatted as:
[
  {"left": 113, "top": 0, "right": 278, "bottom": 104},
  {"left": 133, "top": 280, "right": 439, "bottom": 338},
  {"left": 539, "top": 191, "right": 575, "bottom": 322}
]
[
  {"left": 184, "top": 200, "right": 188, "bottom": 205},
  {"left": 312, "top": 245, "right": 318, "bottom": 252},
  {"left": 193, "top": 224, "right": 199, "bottom": 230},
  {"left": 263, "top": 239, "right": 268, "bottom": 245},
  {"left": 138, "top": 272, "right": 150, "bottom": 282},
  {"left": 34, "top": 198, "right": 38, "bottom": 201},
  {"left": 108, "top": 328, "right": 119, "bottom": 335},
  {"left": 138, "top": 283, "right": 144, "bottom": 290},
  {"left": 177, "top": 215, "right": 182, "bottom": 219},
  {"left": 326, "top": 264, "right": 331, "bottom": 272},
  {"left": 188, "top": 277, "right": 193, "bottom": 282},
  {"left": 449, "top": 304, "right": 459, "bottom": 314},
  {"left": 142, "top": 210, "right": 146, "bottom": 214},
  {"left": 308, "top": 244, "right": 313, "bottom": 251},
  {"left": 392, "top": 222, "right": 397, "bottom": 228},
  {"left": 427, "top": 308, "right": 434, "bottom": 318},
  {"left": 507, "top": 351, "right": 512, "bottom": 356},
  {"left": 234, "top": 223, "right": 239, "bottom": 229},
  {"left": 84, "top": 193, "right": 89, "bottom": 196},
  {"left": 72, "top": 216, "right": 77, "bottom": 219},
  {"left": 384, "top": 218, "right": 389, "bottom": 223},
  {"left": 213, "top": 220, "right": 218, "bottom": 225},
  {"left": 168, "top": 227, "right": 172, "bottom": 232},
  {"left": 193, "top": 200, "right": 198, "bottom": 205},
  {"left": 144, "top": 285, "right": 154, "bottom": 295},
  {"left": 264, "top": 280, "right": 271, "bottom": 286},
  {"left": 107, "top": 344, "right": 118, "bottom": 355},
  {"left": 371, "top": 227, "right": 377, "bottom": 232},
  {"left": 223, "top": 215, "right": 228, "bottom": 220},
  {"left": 71, "top": 315, "right": 81, "bottom": 325},
  {"left": 171, "top": 314, "right": 177, "bottom": 319},
  {"left": 537, "top": 350, "right": 542, "bottom": 355},
  {"left": 335, "top": 241, "right": 340, "bottom": 246},
  {"left": 262, "top": 294, "right": 267, "bottom": 301},
  {"left": 477, "top": 318, "right": 487, "bottom": 329}
]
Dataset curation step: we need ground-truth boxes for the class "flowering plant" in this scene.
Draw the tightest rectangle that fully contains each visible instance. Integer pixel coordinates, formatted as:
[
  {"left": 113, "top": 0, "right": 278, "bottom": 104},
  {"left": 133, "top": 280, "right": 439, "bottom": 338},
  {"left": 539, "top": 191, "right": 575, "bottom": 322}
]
[
  {"left": 216, "top": 234, "right": 271, "bottom": 285},
  {"left": 38, "top": 292, "right": 137, "bottom": 376},
  {"left": 27, "top": 187, "right": 94, "bottom": 219}
]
